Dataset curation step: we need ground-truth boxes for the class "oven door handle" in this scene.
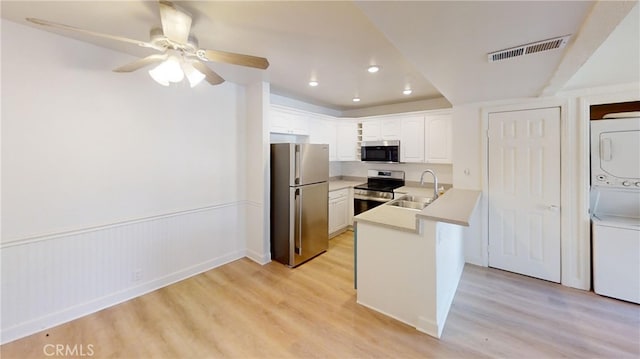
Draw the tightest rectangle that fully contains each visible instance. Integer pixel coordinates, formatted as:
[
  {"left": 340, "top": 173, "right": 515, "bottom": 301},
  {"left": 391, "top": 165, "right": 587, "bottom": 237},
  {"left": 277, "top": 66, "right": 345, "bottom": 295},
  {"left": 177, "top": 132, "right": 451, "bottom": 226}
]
[{"left": 353, "top": 195, "right": 391, "bottom": 203}]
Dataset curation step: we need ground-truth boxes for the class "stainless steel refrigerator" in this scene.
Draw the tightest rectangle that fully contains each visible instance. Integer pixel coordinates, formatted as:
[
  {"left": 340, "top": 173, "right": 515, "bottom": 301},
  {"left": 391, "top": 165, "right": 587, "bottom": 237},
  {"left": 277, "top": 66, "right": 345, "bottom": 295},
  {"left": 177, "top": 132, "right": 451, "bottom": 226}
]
[{"left": 270, "top": 143, "right": 329, "bottom": 267}]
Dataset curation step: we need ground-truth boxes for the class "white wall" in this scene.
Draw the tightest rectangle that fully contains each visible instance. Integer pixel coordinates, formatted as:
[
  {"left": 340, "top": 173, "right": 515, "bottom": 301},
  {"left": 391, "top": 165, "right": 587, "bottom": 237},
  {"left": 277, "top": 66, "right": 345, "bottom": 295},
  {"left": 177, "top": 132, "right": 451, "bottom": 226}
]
[{"left": 1, "top": 20, "right": 248, "bottom": 343}]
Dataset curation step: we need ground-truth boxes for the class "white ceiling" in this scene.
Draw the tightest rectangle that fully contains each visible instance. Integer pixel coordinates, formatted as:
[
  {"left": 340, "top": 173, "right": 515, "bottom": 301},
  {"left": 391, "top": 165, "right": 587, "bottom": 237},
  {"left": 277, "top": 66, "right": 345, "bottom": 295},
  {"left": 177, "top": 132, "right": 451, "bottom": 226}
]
[{"left": 2, "top": 1, "right": 638, "bottom": 111}]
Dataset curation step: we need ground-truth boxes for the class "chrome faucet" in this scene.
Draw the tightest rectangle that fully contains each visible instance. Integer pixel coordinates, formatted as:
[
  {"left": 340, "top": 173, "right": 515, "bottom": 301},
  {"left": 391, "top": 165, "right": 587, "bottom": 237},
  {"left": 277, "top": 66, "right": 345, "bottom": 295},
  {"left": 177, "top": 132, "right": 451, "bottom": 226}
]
[{"left": 420, "top": 169, "right": 439, "bottom": 199}]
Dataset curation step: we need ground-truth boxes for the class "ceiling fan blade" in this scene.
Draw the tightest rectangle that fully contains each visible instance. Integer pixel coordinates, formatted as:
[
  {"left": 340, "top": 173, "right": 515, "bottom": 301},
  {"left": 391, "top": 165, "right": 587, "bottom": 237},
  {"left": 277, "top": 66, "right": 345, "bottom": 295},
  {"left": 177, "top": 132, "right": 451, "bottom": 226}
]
[
  {"left": 113, "top": 54, "right": 168, "bottom": 72},
  {"left": 192, "top": 61, "right": 225, "bottom": 85},
  {"left": 26, "top": 18, "right": 162, "bottom": 51},
  {"left": 158, "top": 1, "right": 192, "bottom": 44},
  {"left": 202, "top": 49, "right": 270, "bottom": 70}
]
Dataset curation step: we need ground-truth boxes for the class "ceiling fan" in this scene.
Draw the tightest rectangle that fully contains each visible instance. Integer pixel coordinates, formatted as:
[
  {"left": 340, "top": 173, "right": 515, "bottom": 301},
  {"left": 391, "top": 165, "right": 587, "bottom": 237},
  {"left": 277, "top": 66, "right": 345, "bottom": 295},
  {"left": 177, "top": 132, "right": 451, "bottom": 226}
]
[{"left": 26, "top": 0, "right": 269, "bottom": 87}]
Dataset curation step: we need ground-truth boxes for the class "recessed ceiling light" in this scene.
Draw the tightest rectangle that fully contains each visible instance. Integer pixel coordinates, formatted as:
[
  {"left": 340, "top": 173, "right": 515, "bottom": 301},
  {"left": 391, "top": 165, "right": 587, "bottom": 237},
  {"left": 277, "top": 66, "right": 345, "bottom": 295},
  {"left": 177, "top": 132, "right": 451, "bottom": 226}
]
[
  {"left": 367, "top": 65, "right": 380, "bottom": 73},
  {"left": 308, "top": 80, "right": 319, "bottom": 87},
  {"left": 403, "top": 89, "right": 413, "bottom": 95},
  {"left": 352, "top": 97, "right": 361, "bottom": 102}
]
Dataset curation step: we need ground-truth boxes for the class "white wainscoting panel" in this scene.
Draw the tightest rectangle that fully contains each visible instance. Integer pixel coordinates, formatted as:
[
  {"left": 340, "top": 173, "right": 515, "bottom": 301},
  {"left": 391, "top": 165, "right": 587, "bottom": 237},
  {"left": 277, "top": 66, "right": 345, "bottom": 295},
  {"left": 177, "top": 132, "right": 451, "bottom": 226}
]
[{"left": 1, "top": 203, "right": 245, "bottom": 344}]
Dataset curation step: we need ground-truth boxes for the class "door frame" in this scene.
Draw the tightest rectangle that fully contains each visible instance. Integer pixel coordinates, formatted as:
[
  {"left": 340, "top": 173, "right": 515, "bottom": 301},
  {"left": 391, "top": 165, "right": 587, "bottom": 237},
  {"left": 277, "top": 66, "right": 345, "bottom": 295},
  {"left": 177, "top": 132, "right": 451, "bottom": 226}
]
[{"left": 480, "top": 99, "right": 576, "bottom": 285}]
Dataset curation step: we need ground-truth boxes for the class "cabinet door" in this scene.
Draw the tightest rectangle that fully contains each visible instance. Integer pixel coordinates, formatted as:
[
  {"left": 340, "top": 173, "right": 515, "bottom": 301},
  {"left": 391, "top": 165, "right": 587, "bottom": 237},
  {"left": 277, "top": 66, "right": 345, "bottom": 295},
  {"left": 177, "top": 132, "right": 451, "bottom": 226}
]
[
  {"left": 329, "top": 189, "right": 349, "bottom": 235},
  {"left": 308, "top": 119, "right": 337, "bottom": 161},
  {"left": 400, "top": 115, "right": 425, "bottom": 163},
  {"left": 333, "top": 197, "right": 349, "bottom": 231},
  {"left": 270, "top": 109, "right": 293, "bottom": 134},
  {"left": 425, "top": 113, "right": 452, "bottom": 163},
  {"left": 361, "top": 121, "right": 381, "bottom": 141},
  {"left": 323, "top": 120, "right": 337, "bottom": 162},
  {"left": 270, "top": 107, "right": 309, "bottom": 135},
  {"left": 336, "top": 122, "right": 358, "bottom": 161},
  {"left": 289, "top": 113, "right": 309, "bottom": 135},
  {"left": 381, "top": 119, "right": 401, "bottom": 140}
]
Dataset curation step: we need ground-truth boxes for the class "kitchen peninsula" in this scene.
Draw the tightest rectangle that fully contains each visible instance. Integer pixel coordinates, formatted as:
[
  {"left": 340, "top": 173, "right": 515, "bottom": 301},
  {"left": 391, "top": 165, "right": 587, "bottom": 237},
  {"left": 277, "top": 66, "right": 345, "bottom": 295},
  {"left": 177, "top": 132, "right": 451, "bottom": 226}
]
[{"left": 354, "top": 188, "right": 481, "bottom": 339}]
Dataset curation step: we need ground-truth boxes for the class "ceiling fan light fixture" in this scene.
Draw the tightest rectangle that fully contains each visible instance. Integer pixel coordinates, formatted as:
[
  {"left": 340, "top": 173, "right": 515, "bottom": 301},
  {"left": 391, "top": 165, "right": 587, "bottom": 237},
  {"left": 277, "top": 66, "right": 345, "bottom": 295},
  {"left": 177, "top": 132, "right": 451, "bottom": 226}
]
[
  {"left": 352, "top": 97, "right": 361, "bottom": 102},
  {"left": 148, "top": 65, "right": 170, "bottom": 86},
  {"left": 148, "top": 55, "right": 184, "bottom": 85},
  {"left": 163, "top": 55, "right": 185, "bottom": 83},
  {"left": 182, "top": 61, "right": 206, "bottom": 88},
  {"left": 403, "top": 89, "right": 413, "bottom": 95},
  {"left": 308, "top": 80, "right": 319, "bottom": 87}
]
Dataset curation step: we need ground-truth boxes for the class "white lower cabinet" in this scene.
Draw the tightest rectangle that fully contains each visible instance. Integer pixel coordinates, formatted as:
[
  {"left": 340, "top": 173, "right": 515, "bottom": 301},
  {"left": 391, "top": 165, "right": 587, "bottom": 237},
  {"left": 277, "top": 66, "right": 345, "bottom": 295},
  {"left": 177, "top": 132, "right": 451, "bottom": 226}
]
[{"left": 329, "top": 188, "right": 349, "bottom": 237}]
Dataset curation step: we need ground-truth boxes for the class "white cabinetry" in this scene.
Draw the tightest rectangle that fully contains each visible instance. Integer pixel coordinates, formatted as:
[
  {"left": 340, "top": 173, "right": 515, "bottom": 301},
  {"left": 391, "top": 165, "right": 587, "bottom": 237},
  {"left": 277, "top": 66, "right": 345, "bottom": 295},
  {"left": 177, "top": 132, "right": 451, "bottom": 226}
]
[
  {"left": 400, "top": 115, "right": 425, "bottom": 163},
  {"left": 361, "top": 119, "right": 401, "bottom": 141},
  {"left": 329, "top": 188, "right": 349, "bottom": 237},
  {"left": 424, "top": 112, "right": 452, "bottom": 164},
  {"left": 270, "top": 106, "right": 309, "bottom": 135},
  {"left": 336, "top": 121, "right": 359, "bottom": 161},
  {"left": 361, "top": 121, "right": 381, "bottom": 141},
  {"left": 309, "top": 117, "right": 337, "bottom": 161}
]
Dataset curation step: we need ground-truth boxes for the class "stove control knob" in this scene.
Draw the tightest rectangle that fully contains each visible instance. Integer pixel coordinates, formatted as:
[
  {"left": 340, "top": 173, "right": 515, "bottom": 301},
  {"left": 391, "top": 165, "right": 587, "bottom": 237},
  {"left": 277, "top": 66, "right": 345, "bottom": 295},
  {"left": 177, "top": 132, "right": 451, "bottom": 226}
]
[
  {"left": 635, "top": 181, "right": 640, "bottom": 187},
  {"left": 622, "top": 180, "right": 631, "bottom": 187}
]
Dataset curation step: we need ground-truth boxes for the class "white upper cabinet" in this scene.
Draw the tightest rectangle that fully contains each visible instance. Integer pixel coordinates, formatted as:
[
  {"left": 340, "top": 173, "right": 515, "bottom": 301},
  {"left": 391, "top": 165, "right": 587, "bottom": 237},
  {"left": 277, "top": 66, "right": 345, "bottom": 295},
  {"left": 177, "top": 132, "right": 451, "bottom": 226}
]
[
  {"left": 270, "top": 106, "right": 309, "bottom": 135},
  {"left": 361, "top": 121, "right": 381, "bottom": 141},
  {"left": 336, "top": 121, "right": 359, "bottom": 161},
  {"left": 381, "top": 119, "right": 401, "bottom": 140},
  {"left": 269, "top": 104, "right": 452, "bottom": 164},
  {"left": 309, "top": 117, "right": 337, "bottom": 161},
  {"left": 424, "top": 111, "right": 452, "bottom": 164},
  {"left": 400, "top": 115, "right": 425, "bottom": 163},
  {"left": 361, "top": 119, "right": 401, "bottom": 141}
]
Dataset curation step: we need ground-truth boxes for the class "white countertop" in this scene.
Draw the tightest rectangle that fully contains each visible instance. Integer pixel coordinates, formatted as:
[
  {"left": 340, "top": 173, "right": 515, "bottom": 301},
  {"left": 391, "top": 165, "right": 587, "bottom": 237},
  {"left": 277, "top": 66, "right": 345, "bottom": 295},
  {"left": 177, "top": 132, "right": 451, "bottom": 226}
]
[
  {"left": 417, "top": 189, "right": 481, "bottom": 226},
  {"left": 354, "top": 188, "right": 481, "bottom": 231}
]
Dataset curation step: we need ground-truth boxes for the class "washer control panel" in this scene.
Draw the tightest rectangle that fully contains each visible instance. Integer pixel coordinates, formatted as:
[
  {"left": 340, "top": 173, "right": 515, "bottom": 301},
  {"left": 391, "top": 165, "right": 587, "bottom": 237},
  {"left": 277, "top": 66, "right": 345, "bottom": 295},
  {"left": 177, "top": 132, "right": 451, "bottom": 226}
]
[{"left": 593, "top": 173, "right": 640, "bottom": 188}]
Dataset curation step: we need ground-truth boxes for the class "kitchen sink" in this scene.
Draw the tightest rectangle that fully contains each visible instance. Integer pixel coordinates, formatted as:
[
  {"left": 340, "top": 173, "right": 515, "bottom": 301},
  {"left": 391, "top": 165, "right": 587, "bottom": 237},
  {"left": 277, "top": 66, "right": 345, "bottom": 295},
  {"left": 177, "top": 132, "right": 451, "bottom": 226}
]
[
  {"left": 399, "top": 195, "right": 434, "bottom": 204},
  {"left": 389, "top": 200, "right": 427, "bottom": 210},
  {"left": 388, "top": 195, "right": 434, "bottom": 211}
]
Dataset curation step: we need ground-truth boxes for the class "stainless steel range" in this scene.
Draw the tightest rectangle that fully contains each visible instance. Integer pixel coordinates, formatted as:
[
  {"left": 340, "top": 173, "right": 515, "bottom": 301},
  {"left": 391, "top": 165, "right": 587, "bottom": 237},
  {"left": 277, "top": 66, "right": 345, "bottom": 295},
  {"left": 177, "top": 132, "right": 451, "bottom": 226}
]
[{"left": 354, "top": 170, "right": 405, "bottom": 215}]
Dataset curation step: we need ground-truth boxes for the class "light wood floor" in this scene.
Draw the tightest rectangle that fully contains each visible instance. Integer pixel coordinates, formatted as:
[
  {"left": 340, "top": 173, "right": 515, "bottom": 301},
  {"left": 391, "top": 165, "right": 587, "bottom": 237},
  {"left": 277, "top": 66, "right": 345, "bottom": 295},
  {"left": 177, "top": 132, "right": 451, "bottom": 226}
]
[{"left": 2, "top": 231, "right": 639, "bottom": 358}]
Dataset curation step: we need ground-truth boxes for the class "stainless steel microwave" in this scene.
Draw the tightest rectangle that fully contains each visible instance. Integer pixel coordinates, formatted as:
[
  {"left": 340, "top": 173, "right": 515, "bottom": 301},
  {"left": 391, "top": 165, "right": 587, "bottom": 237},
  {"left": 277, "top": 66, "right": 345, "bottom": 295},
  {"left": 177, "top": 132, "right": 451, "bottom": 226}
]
[{"left": 361, "top": 140, "right": 400, "bottom": 163}]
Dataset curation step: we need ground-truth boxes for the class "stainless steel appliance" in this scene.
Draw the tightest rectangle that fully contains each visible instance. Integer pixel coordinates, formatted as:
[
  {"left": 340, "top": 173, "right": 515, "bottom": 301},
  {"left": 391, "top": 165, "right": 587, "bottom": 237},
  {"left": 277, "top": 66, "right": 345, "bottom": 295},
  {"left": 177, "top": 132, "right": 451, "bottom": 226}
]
[
  {"left": 361, "top": 140, "right": 400, "bottom": 163},
  {"left": 354, "top": 170, "right": 405, "bottom": 215},
  {"left": 271, "top": 143, "right": 329, "bottom": 267}
]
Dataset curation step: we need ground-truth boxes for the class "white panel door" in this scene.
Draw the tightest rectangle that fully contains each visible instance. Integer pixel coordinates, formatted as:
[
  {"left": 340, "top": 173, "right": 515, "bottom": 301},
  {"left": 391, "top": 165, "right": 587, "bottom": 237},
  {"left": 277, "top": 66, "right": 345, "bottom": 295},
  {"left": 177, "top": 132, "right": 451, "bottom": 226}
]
[{"left": 488, "top": 107, "right": 561, "bottom": 282}]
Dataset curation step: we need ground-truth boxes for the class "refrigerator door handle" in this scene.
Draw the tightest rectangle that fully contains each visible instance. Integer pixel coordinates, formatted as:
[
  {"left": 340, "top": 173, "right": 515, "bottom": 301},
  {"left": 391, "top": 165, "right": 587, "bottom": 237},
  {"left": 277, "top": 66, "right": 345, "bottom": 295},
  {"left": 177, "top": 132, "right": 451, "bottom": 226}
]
[
  {"left": 294, "top": 144, "right": 301, "bottom": 185},
  {"left": 294, "top": 188, "right": 302, "bottom": 255}
]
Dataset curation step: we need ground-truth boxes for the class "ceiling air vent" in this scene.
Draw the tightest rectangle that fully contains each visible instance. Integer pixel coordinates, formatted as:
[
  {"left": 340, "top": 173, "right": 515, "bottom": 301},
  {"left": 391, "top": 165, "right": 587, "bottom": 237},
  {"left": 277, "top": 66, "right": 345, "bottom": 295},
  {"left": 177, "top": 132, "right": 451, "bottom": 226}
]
[{"left": 488, "top": 35, "right": 571, "bottom": 62}]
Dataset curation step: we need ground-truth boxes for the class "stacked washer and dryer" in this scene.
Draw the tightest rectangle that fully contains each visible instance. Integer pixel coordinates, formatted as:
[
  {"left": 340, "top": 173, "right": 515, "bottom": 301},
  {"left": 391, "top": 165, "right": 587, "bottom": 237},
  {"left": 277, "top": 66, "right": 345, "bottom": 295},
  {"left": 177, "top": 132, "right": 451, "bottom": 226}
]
[{"left": 590, "top": 112, "right": 640, "bottom": 304}]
